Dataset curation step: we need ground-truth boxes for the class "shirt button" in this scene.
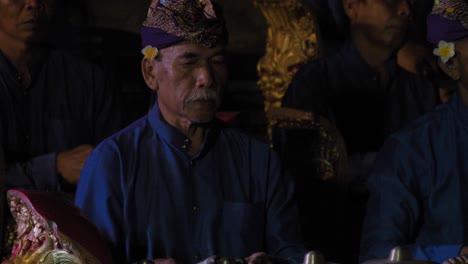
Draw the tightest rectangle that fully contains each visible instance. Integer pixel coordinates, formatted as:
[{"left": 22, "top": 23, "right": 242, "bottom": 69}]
[
  {"left": 25, "top": 135, "right": 30, "bottom": 141},
  {"left": 188, "top": 161, "right": 194, "bottom": 167},
  {"left": 193, "top": 205, "right": 199, "bottom": 212},
  {"left": 182, "top": 138, "right": 191, "bottom": 150},
  {"left": 195, "top": 255, "right": 201, "bottom": 261}
]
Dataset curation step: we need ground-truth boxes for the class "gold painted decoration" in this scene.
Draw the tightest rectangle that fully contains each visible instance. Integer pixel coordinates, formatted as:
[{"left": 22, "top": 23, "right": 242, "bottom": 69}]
[
  {"left": 2, "top": 191, "right": 102, "bottom": 264},
  {"left": 252, "top": 0, "right": 319, "bottom": 139}
]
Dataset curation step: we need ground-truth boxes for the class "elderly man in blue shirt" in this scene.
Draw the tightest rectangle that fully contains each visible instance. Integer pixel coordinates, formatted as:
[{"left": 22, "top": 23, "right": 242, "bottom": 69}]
[
  {"left": 75, "top": 0, "right": 306, "bottom": 263},
  {"left": 360, "top": 0, "right": 468, "bottom": 263}
]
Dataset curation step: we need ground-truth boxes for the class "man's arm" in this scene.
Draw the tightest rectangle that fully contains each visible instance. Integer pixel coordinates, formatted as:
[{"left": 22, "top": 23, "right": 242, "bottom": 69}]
[
  {"left": 6, "top": 153, "right": 60, "bottom": 191},
  {"left": 273, "top": 62, "right": 334, "bottom": 181},
  {"left": 360, "top": 136, "right": 426, "bottom": 262},
  {"left": 75, "top": 141, "right": 126, "bottom": 263},
  {"left": 410, "top": 245, "right": 463, "bottom": 263},
  {"left": 5, "top": 144, "right": 93, "bottom": 191},
  {"left": 281, "top": 62, "right": 330, "bottom": 116},
  {"left": 263, "top": 150, "right": 307, "bottom": 264}
]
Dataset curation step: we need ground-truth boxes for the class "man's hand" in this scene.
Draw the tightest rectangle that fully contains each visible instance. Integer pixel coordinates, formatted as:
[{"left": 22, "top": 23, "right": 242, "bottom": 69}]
[
  {"left": 152, "top": 258, "right": 177, "bottom": 264},
  {"left": 442, "top": 246, "right": 468, "bottom": 264},
  {"left": 56, "top": 144, "right": 94, "bottom": 184},
  {"left": 443, "top": 255, "right": 468, "bottom": 264},
  {"left": 245, "top": 252, "right": 272, "bottom": 264}
]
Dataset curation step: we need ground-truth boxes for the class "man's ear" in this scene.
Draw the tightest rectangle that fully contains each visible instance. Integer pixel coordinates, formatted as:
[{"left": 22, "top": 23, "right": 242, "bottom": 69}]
[
  {"left": 438, "top": 57, "right": 461, "bottom": 81},
  {"left": 343, "top": 0, "right": 361, "bottom": 21},
  {"left": 141, "top": 58, "right": 159, "bottom": 91}
]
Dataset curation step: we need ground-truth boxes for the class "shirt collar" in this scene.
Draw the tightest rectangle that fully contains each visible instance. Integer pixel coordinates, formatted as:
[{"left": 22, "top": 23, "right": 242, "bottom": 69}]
[
  {"left": 0, "top": 50, "right": 18, "bottom": 79},
  {"left": 0, "top": 47, "right": 50, "bottom": 89},
  {"left": 148, "top": 101, "right": 222, "bottom": 156},
  {"left": 341, "top": 40, "right": 399, "bottom": 80}
]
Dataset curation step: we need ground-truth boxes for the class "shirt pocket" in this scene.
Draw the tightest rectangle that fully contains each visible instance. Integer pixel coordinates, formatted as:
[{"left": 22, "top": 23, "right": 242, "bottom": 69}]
[{"left": 217, "top": 201, "right": 265, "bottom": 257}]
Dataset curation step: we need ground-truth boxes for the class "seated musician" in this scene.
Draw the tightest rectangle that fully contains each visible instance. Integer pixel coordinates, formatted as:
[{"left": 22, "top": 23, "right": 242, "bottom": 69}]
[
  {"left": 75, "top": 0, "right": 306, "bottom": 263},
  {"left": 277, "top": 0, "right": 440, "bottom": 183},
  {"left": 0, "top": 0, "right": 122, "bottom": 192},
  {"left": 273, "top": 1, "right": 439, "bottom": 263},
  {"left": 360, "top": 0, "right": 468, "bottom": 262}
]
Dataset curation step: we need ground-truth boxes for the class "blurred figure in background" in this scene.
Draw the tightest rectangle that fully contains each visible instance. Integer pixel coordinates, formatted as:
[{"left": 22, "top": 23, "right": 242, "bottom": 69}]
[{"left": 0, "top": 0, "right": 122, "bottom": 192}]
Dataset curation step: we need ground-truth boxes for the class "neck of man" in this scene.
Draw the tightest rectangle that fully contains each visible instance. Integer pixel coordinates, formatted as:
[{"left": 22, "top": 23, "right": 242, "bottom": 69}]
[
  {"left": 184, "top": 124, "right": 207, "bottom": 158},
  {"left": 160, "top": 106, "right": 209, "bottom": 158},
  {"left": 0, "top": 33, "right": 45, "bottom": 87},
  {"left": 0, "top": 33, "right": 31, "bottom": 75},
  {"left": 350, "top": 28, "right": 396, "bottom": 71}
]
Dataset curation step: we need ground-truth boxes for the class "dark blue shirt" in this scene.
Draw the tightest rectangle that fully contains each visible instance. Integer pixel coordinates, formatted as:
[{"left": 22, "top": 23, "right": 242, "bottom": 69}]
[
  {"left": 360, "top": 92, "right": 468, "bottom": 263},
  {"left": 0, "top": 48, "right": 121, "bottom": 191},
  {"left": 75, "top": 103, "right": 306, "bottom": 264},
  {"left": 281, "top": 41, "right": 439, "bottom": 155}
]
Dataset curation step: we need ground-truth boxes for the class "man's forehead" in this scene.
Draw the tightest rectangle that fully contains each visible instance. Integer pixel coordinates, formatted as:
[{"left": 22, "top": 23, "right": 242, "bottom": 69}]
[
  {"left": 365, "top": 0, "right": 414, "bottom": 7},
  {"left": 161, "top": 42, "right": 225, "bottom": 57}
]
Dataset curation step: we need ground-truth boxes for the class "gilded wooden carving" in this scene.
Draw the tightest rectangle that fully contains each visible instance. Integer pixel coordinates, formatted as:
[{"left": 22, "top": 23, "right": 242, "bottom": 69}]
[
  {"left": 268, "top": 107, "right": 348, "bottom": 182},
  {"left": 2, "top": 191, "right": 100, "bottom": 264},
  {"left": 252, "top": 0, "right": 319, "bottom": 138}
]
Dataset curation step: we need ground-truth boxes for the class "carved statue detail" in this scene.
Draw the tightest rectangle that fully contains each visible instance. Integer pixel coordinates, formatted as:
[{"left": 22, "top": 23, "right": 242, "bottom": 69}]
[
  {"left": 252, "top": 0, "right": 319, "bottom": 138},
  {"left": 2, "top": 191, "right": 99, "bottom": 264}
]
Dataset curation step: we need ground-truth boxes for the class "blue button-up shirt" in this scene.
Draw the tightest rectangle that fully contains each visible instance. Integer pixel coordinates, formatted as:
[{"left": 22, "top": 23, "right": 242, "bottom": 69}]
[
  {"left": 360, "top": 92, "right": 468, "bottom": 263},
  {"left": 75, "top": 103, "right": 306, "bottom": 264}
]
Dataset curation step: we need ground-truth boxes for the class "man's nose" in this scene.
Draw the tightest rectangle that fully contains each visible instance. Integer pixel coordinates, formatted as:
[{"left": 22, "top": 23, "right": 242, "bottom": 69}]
[
  {"left": 396, "top": 0, "right": 411, "bottom": 18},
  {"left": 196, "top": 64, "right": 214, "bottom": 89}
]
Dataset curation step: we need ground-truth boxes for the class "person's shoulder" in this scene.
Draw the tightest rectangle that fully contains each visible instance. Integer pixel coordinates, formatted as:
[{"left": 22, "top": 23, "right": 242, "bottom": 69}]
[
  {"left": 290, "top": 42, "right": 353, "bottom": 87},
  {"left": 94, "top": 115, "right": 151, "bottom": 152},
  {"left": 389, "top": 103, "right": 453, "bottom": 145},
  {"left": 47, "top": 49, "right": 97, "bottom": 66},
  {"left": 219, "top": 125, "right": 272, "bottom": 152},
  {"left": 294, "top": 53, "right": 332, "bottom": 80},
  {"left": 46, "top": 48, "right": 105, "bottom": 76}
]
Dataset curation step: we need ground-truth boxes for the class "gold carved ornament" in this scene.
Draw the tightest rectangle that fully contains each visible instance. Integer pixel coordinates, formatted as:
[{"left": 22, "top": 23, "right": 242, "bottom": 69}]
[
  {"left": 252, "top": 0, "right": 319, "bottom": 139},
  {"left": 268, "top": 107, "right": 348, "bottom": 182},
  {"left": 2, "top": 190, "right": 102, "bottom": 264},
  {"left": 253, "top": 0, "right": 349, "bottom": 181}
]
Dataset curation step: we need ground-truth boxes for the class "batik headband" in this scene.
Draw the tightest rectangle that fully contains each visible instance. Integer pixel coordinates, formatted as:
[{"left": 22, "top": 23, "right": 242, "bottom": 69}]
[
  {"left": 140, "top": 0, "right": 227, "bottom": 60},
  {"left": 428, "top": 0, "right": 468, "bottom": 63}
]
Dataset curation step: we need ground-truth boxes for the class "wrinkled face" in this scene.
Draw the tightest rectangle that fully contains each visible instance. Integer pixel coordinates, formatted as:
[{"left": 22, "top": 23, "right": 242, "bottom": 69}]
[
  {"left": 154, "top": 43, "right": 227, "bottom": 124},
  {"left": 0, "top": 0, "right": 56, "bottom": 44},
  {"left": 352, "top": 0, "right": 413, "bottom": 49},
  {"left": 455, "top": 38, "right": 468, "bottom": 88}
]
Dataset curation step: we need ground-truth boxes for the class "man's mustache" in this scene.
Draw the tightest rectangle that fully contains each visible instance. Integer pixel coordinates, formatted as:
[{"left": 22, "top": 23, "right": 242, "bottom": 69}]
[{"left": 184, "top": 89, "right": 219, "bottom": 105}]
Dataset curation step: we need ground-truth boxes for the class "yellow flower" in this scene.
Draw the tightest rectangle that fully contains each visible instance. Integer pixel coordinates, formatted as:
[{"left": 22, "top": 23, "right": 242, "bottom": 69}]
[
  {"left": 433, "top": 40, "right": 455, "bottom": 63},
  {"left": 141, "top": 45, "right": 159, "bottom": 60},
  {"left": 446, "top": 7, "right": 455, "bottom": 13}
]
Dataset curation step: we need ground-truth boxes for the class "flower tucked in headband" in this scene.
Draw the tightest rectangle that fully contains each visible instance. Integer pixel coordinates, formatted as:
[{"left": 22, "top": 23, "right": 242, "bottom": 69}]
[
  {"left": 433, "top": 40, "right": 455, "bottom": 63},
  {"left": 141, "top": 45, "right": 159, "bottom": 60}
]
